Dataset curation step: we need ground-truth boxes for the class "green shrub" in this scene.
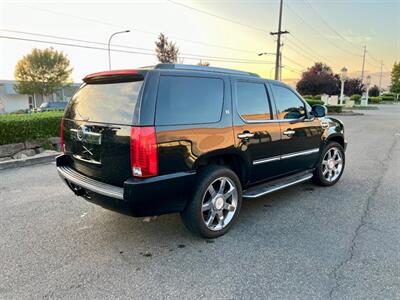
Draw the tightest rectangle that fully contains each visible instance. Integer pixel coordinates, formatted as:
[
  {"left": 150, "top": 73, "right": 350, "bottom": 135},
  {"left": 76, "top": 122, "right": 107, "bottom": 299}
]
[
  {"left": 369, "top": 96, "right": 382, "bottom": 104},
  {"left": 327, "top": 105, "right": 343, "bottom": 113},
  {"left": 302, "top": 95, "right": 314, "bottom": 100},
  {"left": 313, "top": 95, "right": 322, "bottom": 100},
  {"left": 383, "top": 92, "right": 395, "bottom": 97},
  {"left": 381, "top": 95, "right": 395, "bottom": 101},
  {"left": 350, "top": 94, "right": 362, "bottom": 101},
  {"left": 305, "top": 99, "right": 324, "bottom": 106},
  {"left": 0, "top": 111, "right": 63, "bottom": 145}
]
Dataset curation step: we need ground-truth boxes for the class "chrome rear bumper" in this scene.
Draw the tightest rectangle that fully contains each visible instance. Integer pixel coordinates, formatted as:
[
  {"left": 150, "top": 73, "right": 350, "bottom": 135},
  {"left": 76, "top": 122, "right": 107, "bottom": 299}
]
[{"left": 57, "top": 165, "right": 124, "bottom": 200}]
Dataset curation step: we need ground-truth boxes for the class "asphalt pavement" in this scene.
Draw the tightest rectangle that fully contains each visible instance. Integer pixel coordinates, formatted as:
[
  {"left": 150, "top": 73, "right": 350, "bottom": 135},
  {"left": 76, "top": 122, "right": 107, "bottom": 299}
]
[{"left": 1, "top": 104, "right": 399, "bottom": 299}]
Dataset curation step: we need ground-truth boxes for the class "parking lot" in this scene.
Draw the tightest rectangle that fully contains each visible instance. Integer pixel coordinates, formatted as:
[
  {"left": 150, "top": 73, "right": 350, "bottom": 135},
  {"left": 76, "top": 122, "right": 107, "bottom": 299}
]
[{"left": 1, "top": 104, "right": 399, "bottom": 299}]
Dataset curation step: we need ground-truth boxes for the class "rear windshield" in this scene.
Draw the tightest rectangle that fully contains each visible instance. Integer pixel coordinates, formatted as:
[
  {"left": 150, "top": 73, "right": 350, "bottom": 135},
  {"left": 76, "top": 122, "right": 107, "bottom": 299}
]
[{"left": 65, "top": 80, "right": 143, "bottom": 125}]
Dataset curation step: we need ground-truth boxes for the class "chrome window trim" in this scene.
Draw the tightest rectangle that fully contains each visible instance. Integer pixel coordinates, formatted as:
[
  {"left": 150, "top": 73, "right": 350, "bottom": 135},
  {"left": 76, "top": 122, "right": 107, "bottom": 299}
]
[
  {"left": 234, "top": 80, "right": 274, "bottom": 124},
  {"left": 253, "top": 148, "right": 320, "bottom": 165}
]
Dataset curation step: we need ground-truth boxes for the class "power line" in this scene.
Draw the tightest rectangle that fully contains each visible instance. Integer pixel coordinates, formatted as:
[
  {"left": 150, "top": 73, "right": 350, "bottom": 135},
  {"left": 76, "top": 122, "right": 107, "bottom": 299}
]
[
  {"left": 284, "top": 3, "right": 362, "bottom": 57},
  {"left": 19, "top": 4, "right": 261, "bottom": 56},
  {"left": 302, "top": 0, "right": 362, "bottom": 51},
  {"left": 0, "top": 35, "right": 275, "bottom": 65},
  {"left": 283, "top": 43, "right": 319, "bottom": 64},
  {"left": 281, "top": 54, "right": 308, "bottom": 69},
  {"left": 282, "top": 65, "right": 303, "bottom": 75},
  {"left": 0, "top": 29, "right": 274, "bottom": 64},
  {"left": 286, "top": 35, "right": 341, "bottom": 68},
  {"left": 166, "top": 0, "right": 269, "bottom": 34}
]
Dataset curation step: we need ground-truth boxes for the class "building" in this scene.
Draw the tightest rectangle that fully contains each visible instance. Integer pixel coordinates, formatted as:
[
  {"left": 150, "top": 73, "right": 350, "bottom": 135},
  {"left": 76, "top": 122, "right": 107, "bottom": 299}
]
[{"left": 0, "top": 80, "right": 80, "bottom": 114}]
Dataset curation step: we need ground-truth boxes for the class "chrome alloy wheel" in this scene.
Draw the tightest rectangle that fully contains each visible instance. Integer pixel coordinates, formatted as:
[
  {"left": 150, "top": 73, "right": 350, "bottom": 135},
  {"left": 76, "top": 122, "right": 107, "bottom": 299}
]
[
  {"left": 322, "top": 147, "right": 343, "bottom": 182},
  {"left": 201, "top": 177, "right": 238, "bottom": 231}
]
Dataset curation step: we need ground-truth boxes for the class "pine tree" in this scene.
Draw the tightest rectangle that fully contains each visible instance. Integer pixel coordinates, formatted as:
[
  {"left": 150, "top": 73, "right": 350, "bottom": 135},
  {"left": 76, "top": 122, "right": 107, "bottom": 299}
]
[{"left": 155, "top": 33, "right": 179, "bottom": 63}]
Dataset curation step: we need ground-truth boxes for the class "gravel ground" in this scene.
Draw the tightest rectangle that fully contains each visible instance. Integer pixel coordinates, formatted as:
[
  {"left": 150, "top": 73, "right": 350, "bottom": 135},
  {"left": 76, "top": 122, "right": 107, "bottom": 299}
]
[{"left": 0, "top": 104, "right": 399, "bottom": 299}]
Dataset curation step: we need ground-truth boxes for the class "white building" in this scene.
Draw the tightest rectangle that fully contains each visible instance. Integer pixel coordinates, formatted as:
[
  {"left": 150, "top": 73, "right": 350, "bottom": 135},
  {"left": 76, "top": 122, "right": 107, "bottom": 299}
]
[{"left": 0, "top": 80, "right": 80, "bottom": 114}]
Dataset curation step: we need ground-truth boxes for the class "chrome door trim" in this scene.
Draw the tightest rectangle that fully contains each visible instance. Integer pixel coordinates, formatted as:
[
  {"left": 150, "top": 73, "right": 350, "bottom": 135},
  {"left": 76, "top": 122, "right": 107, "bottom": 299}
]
[
  {"left": 253, "top": 148, "right": 320, "bottom": 165},
  {"left": 253, "top": 155, "right": 281, "bottom": 165},
  {"left": 281, "top": 148, "right": 320, "bottom": 160}
]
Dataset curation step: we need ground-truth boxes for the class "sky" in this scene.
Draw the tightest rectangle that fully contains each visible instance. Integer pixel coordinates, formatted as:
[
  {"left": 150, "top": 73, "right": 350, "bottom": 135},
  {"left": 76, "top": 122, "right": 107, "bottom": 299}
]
[{"left": 0, "top": 0, "right": 399, "bottom": 89}]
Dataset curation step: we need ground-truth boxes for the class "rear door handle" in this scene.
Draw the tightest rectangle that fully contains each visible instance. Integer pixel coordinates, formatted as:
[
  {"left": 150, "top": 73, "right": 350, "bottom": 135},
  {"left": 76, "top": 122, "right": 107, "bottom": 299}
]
[
  {"left": 238, "top": 132, "right": 255, "bottom": 139},
  {"left": 283, "top": 130, "right": 296, "bottom": 136}
]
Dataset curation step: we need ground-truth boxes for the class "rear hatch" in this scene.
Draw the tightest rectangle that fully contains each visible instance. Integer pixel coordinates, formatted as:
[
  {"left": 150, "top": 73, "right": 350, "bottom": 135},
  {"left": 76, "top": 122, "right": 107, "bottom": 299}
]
[{"left": 62, "top": 70, "right": 145, "bottom": 187}]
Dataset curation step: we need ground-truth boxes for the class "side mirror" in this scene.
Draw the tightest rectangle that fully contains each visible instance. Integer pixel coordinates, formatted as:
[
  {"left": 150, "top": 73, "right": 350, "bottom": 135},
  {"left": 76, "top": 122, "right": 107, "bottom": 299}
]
[{"left": 311, "top": 105, "right": 327, "bottom": 118}]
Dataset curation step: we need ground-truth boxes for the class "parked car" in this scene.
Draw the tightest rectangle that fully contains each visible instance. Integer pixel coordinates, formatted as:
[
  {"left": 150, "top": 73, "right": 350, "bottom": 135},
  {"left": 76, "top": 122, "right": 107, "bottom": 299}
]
[
  {"left": 57, "top": 64, "right": 346, "bottom": 238},
  {"left": 37, "top": 101, "right": 67, "bottom": 112}
]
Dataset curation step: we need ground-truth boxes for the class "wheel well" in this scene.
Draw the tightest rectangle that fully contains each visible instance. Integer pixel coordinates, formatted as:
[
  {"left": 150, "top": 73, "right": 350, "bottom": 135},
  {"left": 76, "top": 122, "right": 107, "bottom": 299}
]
[
  {"left": 327, "top": 135, "right": 344, "bottom": 148},
  {"left": 196, "top": 154, "right": 248, "bottom": 186}
]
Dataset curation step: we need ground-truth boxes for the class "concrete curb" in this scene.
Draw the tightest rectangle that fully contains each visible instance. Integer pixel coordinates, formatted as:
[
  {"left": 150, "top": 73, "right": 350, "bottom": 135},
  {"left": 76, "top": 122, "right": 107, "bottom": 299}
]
[{"left": 0, "top": 151, "right": 60, "bottom": 170}]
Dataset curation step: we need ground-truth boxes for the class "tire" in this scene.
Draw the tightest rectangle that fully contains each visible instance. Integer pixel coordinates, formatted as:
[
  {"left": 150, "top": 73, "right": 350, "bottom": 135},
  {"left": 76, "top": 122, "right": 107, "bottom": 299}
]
[
  {"left": 180, "top": 165, "right": 242, "bottom": 238},
  {"left": 312, "top": 142, "right": 345, "bottom": 186}
]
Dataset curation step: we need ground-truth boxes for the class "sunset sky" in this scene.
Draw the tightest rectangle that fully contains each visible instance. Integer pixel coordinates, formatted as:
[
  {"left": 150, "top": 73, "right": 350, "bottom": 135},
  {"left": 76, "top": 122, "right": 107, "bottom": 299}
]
[{"left": 0, "top": 0, "right": 399, "bottom": 88}]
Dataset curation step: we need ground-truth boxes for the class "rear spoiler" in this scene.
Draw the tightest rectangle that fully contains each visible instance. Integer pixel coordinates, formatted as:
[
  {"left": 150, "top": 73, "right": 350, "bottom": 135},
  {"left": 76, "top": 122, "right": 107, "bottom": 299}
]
[{"left": 83, "top": 69, "right": 144, "bottom": 84}]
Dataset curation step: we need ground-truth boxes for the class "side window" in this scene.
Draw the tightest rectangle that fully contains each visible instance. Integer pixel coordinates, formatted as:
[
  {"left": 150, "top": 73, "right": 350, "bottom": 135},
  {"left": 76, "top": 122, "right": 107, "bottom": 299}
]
[
  {"left": 236, "top": 81, "right": 271, "bottom": 121},
  {"left": 156, "top": 76, "right": 223, "bottom": 125},
  {"left": 272, "top": 85, "right": 306, "bottom": 120}
]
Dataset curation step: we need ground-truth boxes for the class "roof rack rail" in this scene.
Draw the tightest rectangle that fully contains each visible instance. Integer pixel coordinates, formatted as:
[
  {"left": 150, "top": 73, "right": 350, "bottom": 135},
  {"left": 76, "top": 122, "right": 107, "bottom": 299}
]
[{"left": 152, "top": 64, "right": 260, "bottom": 77}]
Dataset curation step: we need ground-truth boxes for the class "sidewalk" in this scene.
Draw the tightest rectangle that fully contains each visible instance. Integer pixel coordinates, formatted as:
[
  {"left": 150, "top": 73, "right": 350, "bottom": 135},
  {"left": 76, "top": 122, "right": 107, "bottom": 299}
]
[{"left": 0, "top": 150, "right": 59, "bottom": 170}]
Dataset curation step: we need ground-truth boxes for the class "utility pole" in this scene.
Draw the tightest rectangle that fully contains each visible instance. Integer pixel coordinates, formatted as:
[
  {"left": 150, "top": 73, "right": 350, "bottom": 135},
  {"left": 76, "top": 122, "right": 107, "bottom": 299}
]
[
  {"left": 379, "top": 60, "right": 383, "bottom": 94},
  {"left": 361, "top": 45, "right": 367, "bottom": 83},
  {"left": 271, "top": 0, "right": 289, "bottom": 81},
  {"left": 279, "top": 51, "right": 282, "bottom": 80}
]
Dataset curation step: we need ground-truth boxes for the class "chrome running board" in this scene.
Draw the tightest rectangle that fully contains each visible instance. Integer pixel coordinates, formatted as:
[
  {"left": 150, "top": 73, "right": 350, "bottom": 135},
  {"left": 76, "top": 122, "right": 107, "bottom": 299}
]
[{"left": 243, "top": 171, "right": 313, "bottom": 199}]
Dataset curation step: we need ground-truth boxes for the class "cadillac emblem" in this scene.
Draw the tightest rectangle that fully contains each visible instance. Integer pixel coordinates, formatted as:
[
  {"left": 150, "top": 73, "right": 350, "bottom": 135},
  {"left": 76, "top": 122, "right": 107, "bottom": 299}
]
[{"left": 76, "top": 125, "right": 87, "bottom": 141}]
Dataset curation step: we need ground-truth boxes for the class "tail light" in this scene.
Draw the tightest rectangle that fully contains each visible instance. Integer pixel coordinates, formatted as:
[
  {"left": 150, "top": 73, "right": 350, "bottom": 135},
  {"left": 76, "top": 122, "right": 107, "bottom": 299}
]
[
  {"left": 60, "top": 118, "right": 65, "bottom": 153},
  {"left": 130, "top": 127, "right": 158, "bottom": 178}
]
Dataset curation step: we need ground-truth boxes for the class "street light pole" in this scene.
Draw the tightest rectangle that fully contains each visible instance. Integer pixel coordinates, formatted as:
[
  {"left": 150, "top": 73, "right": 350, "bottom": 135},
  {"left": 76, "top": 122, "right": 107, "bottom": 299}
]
[
  {"left": 108, "top": 30, "right": 130, "bottom": 70},
  {"left": 340, "top": 67, "right": 348, "bottom": 105},
  {"left": 258, "top": 52, "right": 275, "bottom": 79}
]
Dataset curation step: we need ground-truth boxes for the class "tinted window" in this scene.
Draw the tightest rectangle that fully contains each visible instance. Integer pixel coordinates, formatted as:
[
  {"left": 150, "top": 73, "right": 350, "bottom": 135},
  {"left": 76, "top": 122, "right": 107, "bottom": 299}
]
[
  {"left": 272, "top": 85, "right": 306, "bottom": 120},
  {"left": 156, "top": 76, "right": 223, "bottom": 125},
  {"left": 236, "top": 81, "right": 271, "bottom": 121},
  {"left": 65, "top": 81, "right": 143, "bottom": 125}
]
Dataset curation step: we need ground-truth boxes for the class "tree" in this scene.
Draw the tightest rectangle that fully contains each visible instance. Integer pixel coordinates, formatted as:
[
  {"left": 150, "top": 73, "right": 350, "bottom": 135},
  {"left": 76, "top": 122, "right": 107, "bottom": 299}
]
[
  {"left": 197, "top": 60, "right": 210, "bottom": 66},
  {"left": 296, "top": 62, "right": 340, "bottom": 96},
  {"left": 368, "top": 85, "right": 380, "bottom": 97},
  {"left": 344, "top": 78, "right": 365, "bottom": 96},
  {"left": 155, "top": 33, "right": 179, "bottom": 63},
  {"left": 14, "top": 48, "right": 72, "bottom": 96},
  {"left": 389, "top": 62, "right": 400, "bottom": 95}
]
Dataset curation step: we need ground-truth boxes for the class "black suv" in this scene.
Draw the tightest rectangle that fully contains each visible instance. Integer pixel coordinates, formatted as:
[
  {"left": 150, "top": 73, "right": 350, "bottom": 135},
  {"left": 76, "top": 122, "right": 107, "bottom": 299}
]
[{"left": 57, "top": 64, "right": 346, "bottom": 238}]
